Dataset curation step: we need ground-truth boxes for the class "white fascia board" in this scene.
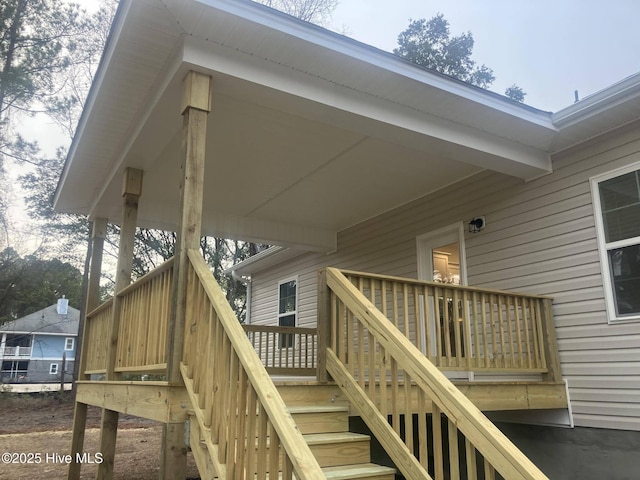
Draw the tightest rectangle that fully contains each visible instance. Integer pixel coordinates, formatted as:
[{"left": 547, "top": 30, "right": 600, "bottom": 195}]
[
  {"left": 552, "top": 72, "right": 640, "bottom": 128},
  {"left": 193, "top": 0, "right": 552, "bottom": 129},
  {"left": 183, "top": 37, "right": 551, "bottom": 179}
]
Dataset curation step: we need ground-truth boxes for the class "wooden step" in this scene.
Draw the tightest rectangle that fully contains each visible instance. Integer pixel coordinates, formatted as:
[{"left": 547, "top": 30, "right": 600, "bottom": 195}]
[
  {"left": 288, "top": 405, "right": 349, "bottom": 434},
  {"left": 304, "top": 432, "right": 371, "bottom": 467},
  {"left": 322, "top": 463, "right": 396, "bottom": 480},
  {"left": 275, "top": 382, "right": 347, "bottom": 408},
  {"left": 264, "top": 463, "right": 396, "bottom": 480}
]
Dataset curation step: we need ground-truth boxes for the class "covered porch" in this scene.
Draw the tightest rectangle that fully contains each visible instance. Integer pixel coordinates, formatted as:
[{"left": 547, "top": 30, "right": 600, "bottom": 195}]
[
  {"left": 53, "top": 1, "right": 568, "bottom": 479},
  {"left": 72, "top": 245, "right": 565, "bottom": 479}
]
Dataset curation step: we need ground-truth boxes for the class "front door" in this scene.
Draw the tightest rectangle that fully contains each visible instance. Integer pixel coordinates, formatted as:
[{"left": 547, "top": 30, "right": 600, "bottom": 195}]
[{"left": 417, "top": 223, "right": 471, "bottom": 379}]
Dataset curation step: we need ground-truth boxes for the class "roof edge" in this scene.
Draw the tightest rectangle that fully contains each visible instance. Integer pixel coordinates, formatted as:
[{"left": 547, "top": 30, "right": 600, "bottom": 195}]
[
  {"left": 194, "top": 0, "right": 554, "bottom": 129},
  {"left": 552, "top": 72, "right": 640, "bottom": 128}
]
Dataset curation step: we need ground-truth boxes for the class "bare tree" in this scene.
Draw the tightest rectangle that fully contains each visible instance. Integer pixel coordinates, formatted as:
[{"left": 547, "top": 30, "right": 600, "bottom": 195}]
[{"left": 254, "top": 0, "right": 338, "bottom": 26}]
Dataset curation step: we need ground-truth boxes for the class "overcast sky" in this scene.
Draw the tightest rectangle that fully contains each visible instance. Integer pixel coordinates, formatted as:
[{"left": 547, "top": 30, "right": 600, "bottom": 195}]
[{"left": 330, "top": 0, "right": 640, "bottom": 111}]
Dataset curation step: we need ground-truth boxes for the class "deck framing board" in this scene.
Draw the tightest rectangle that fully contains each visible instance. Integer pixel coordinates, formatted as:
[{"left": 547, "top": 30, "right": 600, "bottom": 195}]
[{"left": 75, "top": 381, "right": 190, "bottom": 423}]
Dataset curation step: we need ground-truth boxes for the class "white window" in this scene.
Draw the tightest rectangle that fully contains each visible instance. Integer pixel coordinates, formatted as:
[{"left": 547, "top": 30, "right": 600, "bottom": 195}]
[
  {"left": 64, "top": 337, "right": 75, "bottom": 351},
  {"left": 591, "top": 163, "right": 640, "bottom": 322},
  {"left": 278, "top": 277, "right": 297, "bottom": 348},
  {"left": 49, "top": 363, "right": 59, "bottom": 375}
]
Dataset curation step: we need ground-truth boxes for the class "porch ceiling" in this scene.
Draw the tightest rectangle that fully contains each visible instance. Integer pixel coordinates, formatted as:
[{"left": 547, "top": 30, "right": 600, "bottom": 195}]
[{"left": 55, "top": 0, "right": 562, "bottom": 251}]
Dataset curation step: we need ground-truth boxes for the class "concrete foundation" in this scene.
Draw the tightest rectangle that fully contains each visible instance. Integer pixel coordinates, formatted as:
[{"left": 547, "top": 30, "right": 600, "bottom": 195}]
[{"left": 495, "top": 422, "right": 640, "bottom": 480}]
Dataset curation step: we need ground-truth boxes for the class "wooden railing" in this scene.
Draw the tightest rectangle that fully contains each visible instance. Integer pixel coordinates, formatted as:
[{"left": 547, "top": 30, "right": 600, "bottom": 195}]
[
  {"left": 243, "top": 324, "right": 317, "bottom": 375},
  {"left": 84, "top": 300, "right": 112, "bottom": 374},
  {"left": 340, "top": 269, "right": 560, "bottom": 377},
  {"left": 181, "top": 250, "right": 325, "bottom": 479},
  {"left": 83, "top": 258, "right": 174, "bottom": 375},
  {"left": 115, "top": 259, "right": 173, "bottom": 373},
  {"left": 323, "top": 267, "right": 549, "bottom": 480}
]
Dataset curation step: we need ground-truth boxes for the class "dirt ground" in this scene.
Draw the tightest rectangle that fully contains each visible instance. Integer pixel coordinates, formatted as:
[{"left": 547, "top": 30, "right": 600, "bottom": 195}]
[{"left": 0, "top": 391, "right": 200, "bottom": 479}]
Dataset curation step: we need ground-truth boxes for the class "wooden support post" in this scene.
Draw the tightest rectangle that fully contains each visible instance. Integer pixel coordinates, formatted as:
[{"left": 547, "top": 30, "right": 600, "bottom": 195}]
[
  {"left": 68, "top": 218, "right": 107, "bottom": 480},
  {"left": 317, "top": 269, "right": 331, "bottom": 382},
  {"left": 159, "top": 424, "right": 188, "bottom": 479},
  {"left": 167, "top": 70, "right": 212, "bottom": 383},
  {"left": 540, "top": 298, "right": 562, "bottom": 383},
  {"left": 163, "top": 70, "right": 211, "bottom": 480},
  {"left": 96, "top": 169, "right": 142, "bottom": 480}
]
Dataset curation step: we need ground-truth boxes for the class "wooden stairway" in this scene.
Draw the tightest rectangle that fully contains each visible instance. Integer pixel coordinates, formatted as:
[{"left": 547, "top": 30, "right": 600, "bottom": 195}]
[
  {"left": 282, "top": 383, "right": 396, "bottom": 479},
  {"left": 188, "top": 382, "right": 396, "bottom": 479}
]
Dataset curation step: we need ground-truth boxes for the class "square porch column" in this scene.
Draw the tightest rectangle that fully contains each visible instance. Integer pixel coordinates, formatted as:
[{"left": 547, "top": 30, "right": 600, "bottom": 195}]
[{"left": 161, "top": 70, "right": 212, "bottom": 480}]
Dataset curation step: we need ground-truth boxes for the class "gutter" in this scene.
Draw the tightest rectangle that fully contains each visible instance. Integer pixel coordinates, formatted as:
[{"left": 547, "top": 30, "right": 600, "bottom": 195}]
[{"left": 552, "top": 72, "right": 640, "bottom": 128}]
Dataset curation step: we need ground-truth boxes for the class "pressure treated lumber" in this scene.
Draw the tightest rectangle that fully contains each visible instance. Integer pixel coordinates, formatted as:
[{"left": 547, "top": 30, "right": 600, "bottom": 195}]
[
  {"left": 97, "top": 168, "right": 142, "bottom": 480},
  {"left": 163, "top": 70, "right": 212, "bottom": 480},
  {"left": 68, "top": 218, "right": 107, "bottom": 480}
]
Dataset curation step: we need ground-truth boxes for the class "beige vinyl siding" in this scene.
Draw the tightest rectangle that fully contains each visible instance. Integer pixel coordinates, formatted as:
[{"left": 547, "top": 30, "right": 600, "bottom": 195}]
[{"left": 249, "top": 120, "right": 640, "bottom": 431}]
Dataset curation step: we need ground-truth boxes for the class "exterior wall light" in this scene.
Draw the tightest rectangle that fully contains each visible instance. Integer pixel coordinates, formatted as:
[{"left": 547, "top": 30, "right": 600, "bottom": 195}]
[{"left": 468, "top": 216, "right": 485, "bottom": 233}]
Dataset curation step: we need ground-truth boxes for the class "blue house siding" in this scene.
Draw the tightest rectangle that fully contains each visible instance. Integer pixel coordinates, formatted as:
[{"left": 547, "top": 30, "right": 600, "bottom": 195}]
[{"left": 30, "top": 335, "right": 76, "bottom": 360}]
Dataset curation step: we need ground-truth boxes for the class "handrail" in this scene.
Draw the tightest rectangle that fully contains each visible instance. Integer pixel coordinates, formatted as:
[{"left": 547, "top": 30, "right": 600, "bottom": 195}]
[
  {"left": 243, "top": 324, "right": 317, "bottom": 375},
  {"left": 82, "top": 258, "right": 174, "bottom": 376},
  {"left": 182, "top": 250, "right": 325, "bottom": 479},
  {"left": 116, "top": 257, "right": 174, "bottom": 297},
  {"left": 340, "top": 268, "right": 557, "bottom": 376},
  {"left": 338, "top": 268, "right": 553, "bottom": 299},
  {"left": 324, "top": 267, "right": 549, "bottom": 480}
]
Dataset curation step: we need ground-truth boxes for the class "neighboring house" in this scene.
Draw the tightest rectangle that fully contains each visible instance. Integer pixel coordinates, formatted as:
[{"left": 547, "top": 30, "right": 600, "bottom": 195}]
[
  {"left": 0, "top": 299, "right": 79, "bottom": 384},
  {"left": 52, "top": 0, "right": 640, "bottom": 478}
]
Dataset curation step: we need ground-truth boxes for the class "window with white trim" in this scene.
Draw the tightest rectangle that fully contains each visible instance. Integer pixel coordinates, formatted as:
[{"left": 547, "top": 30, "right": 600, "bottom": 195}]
[
  {"left": 64, "top": 337, "right": 74, "bottom": 351},
  {"left": 591, "top": 164, "right": 640, "bottom": 322},
  {"left": 49, "top": 363, "right": 59, "bottom": 375},
  {"left": 278, "top": 278, "right": 297, "bottom": 348}
]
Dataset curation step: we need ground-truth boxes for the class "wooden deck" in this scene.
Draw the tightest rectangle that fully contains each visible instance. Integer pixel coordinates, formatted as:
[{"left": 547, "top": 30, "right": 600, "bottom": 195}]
[
  {"left": 78, "top": 263, "right": 567, "bottom": 417},
  {"left": 72, "top": 253, "right": 562, "bottom": 480}
]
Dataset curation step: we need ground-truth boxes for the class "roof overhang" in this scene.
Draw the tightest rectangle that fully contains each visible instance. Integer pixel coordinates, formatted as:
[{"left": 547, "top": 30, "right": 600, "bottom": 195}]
[
  {"left": 62, "top": 0, "right": 624, "bottom": 252},
  {"left": 550, "top": 72, "right": 640, "bottom": 152}
]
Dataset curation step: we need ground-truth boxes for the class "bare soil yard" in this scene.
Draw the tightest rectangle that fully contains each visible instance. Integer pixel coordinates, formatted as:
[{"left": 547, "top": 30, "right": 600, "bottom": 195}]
[{"left": 0, "top": 392, "right": 199, "bottom": 479}]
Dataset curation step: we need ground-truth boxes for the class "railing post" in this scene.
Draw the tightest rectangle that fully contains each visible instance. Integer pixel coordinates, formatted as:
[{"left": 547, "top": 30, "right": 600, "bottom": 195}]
[
  {"left": 97, "top": 168, "right": 142, "bottom": 480},
  {"left": 316, "top": 269, "right": 331, "bottom": 382},
  {"left": 68, "top": 218, "right": 107, "bottom": 480},
  {"left": 539, "top": 298, "right": 562, "bottom": 383}
]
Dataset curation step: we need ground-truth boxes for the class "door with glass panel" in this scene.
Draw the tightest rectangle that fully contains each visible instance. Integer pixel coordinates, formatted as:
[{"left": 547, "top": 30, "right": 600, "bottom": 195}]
[{"left": 417, "top": 224, "right": 470, "bottom": 379}]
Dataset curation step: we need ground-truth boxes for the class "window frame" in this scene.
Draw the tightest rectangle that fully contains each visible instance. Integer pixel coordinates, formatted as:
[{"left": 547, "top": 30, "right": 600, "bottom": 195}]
[
  {"left": 64, "top": 337, "right": 75, "bottom": 351},
  {"left": 277, "top": 276, "right": 298, "bottom": 349},
  {"left": 590, "top": 161, "right": 640, "bottom": 323},
  {"left": 49, "top": 363, "right": 59, "bottom": 375}
]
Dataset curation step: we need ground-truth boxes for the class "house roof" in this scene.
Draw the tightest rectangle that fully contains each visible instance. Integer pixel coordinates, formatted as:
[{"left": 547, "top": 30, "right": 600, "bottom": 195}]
[
  {"left": 0, "top": 304, "right": 80, "bottom": 336},
  {"left": 54, "top": 0, "right": 640, "bottom": 253}
]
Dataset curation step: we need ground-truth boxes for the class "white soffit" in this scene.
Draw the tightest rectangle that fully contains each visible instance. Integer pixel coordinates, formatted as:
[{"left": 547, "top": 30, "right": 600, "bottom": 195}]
[{"left": 55, "top": 0, "right": 577, "bottom": 251}]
